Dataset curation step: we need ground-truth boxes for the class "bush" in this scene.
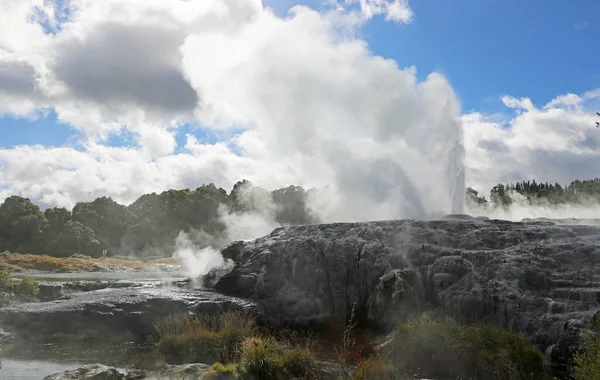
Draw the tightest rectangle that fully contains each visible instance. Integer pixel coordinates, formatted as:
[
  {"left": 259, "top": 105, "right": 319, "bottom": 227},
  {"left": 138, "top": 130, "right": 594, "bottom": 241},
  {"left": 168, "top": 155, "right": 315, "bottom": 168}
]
[
  {"left": 388, "top": 313, "right": 547, "bottom": 380},
  {"left": 0, "top": 270, "right": 11, "bottom": 291},
  {"left": 571, "top": 317, "right": 600, "bottom": 380},
  {"left": 15, "top": 277, "right": 39, "bottom": 299},
  {"left": 281, "top": 346, "right": 318, "bottom": 378},
  {"left": 203, "top": 362, "right": 239, "bottom": 379},
  {"left": 351, "top": 357, "right": 405, "bottom": 380},
  {"left": 155, "top": 312, "right": 256, "bottom": 364},
  {"left": 240, "top": 336, "right": 284, "bottom": 379}
]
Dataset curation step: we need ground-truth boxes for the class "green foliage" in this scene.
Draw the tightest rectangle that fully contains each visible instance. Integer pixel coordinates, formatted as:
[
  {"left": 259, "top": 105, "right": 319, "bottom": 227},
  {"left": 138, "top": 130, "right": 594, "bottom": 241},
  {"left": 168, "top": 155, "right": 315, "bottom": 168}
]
[
  {"left": 0, "top": 180, "right": 318, "bottom": 258},
  {"left": 389, "top": 313, "right": 548, "bottom": 380},
  {"left": 53, "top": 221, "right": 101, "bottom": 257},
  {"left": 238, "top": 335, "right": 318, "bottom": 379},
  {"left": 0, "top": 196, "right": 46, "bottom": 253},
  {"left": 0, "top": 270, "right": 11, "bottom": 290},
  {"left": 280, "top": 346, "right": 318, "bottom": 378},
  {"left": 475, "top": 178, "right": 600, "bottom": 208},
  {"left": 156, "top": 312, "right": 319, "bottom": 379},
  {"left": 466, "top": 187, "right": 489, "bottom": 208},
  {"left": 203, "top": 363, "right": 240, "bottom": 379},
  {"left": 72, "top": 197, "right": 134, "bottom": 248},
  {"left": 7, "top": 176, "right": 600, "bottom": 258},
  {"left": 351, "top": 357, "right": 405, "bottom": 380},
  {"left": 490, "top": 184, "right": 513, "bottom": 208},
  {"left": 239, "top": 336, "right": 284, "bottom": 379},
  {"left": 571, "top": 316, "right": 600, "bottom": 380},
  {"left": 155, "top": 312, "right": 256, "bottom": 365},
  {"left": 15, "top": 277, "right": 39, "bottom": 299}
]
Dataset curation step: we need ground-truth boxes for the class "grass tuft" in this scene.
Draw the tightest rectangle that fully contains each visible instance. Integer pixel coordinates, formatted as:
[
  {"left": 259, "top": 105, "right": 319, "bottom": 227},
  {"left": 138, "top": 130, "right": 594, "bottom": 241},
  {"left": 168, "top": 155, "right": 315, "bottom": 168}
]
[
  {"left": 203, "top": 362, "right": 239, "bottom": 379},
  {"left": 155, "top": 312, "right": 256, "bottom": 364}
]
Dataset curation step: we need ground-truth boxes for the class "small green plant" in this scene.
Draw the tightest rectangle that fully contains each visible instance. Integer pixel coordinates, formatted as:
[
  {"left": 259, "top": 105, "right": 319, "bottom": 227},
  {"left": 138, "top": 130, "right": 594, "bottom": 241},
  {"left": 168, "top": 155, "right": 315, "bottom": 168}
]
[
  {"left": 0, "top": 270, "right": 11, "bottom": 291},
  {"left": 240, "top": 336, "right": 284, "bottom": 379},
  {"left": 15, "top": 277, "right": 39, "bottom": 299},
  {"left": 203, "top": 362, "right": 239, "bottom": 379}
]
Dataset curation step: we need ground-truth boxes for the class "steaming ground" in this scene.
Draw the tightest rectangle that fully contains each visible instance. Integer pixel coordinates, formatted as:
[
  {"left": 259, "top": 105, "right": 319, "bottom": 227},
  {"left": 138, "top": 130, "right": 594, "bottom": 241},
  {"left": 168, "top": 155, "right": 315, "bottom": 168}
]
[
  {"left": 467, "top": 201, "right": 600, "bottom": 222},
  {"left": 172, "top": 182, "right": 600, "bottom": 277}
]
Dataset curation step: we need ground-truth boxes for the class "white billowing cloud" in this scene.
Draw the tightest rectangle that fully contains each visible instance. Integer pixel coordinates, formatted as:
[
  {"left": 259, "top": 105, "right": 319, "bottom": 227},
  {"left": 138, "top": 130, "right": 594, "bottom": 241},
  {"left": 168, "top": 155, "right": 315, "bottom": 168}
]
[
  {"left": 0, "top": 0, "right": 598, "bottom": 232},
  {"left": 0, "top": 0, "right": 467, "bottom": 223},
  {"left": 331, "top": 0, "right": 413, "bottom": 23},
  {"left": 463, "top": 89, "right": 600, "bottom": 199},
  {"left": 181, "top": 4, "right": 463, "bottom": 219}
]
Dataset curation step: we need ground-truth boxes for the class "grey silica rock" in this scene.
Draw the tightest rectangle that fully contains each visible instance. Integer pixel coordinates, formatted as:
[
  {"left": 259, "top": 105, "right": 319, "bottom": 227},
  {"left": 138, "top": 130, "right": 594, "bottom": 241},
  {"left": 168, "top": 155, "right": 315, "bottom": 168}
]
[{"left": 214, "top": 218, "right": 600, "bottom": 366}]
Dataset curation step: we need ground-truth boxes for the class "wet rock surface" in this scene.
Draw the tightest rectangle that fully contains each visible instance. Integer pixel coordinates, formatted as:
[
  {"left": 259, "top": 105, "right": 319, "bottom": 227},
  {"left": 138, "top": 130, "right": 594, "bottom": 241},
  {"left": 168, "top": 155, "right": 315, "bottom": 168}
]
[
  {"left": 215, "top": 218, "right": 600, "bottom": 366},
  {"left": 45, "top": 362, "right": 348, "bottom": 380},
  {"left": 43, "top": 364, "right": 125, "bottom": 380},
  {"left": 0, "top": 285, "right": 262, "bottom": 343}
]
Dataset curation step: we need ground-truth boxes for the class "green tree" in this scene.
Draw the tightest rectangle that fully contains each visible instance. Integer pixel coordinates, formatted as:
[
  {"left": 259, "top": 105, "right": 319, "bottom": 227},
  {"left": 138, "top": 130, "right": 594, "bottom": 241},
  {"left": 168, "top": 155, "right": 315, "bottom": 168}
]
[
  {"left": 53, "top": 221, "right": 102, "bottom": 257},
  {"left": 0, "top": 196, "right": 47, "bottom": 253},
  {"left": 466, "top": 187, "right": 489, "bottom": 208},
  {"left": 72, "top": 197, "right": 135, "bottom": 249},
  {"left": 490, "top": 184, "right": 512, "bottom": 208},
  {"left": 272, "top": 185, "right": 319, "bottom": 224}
]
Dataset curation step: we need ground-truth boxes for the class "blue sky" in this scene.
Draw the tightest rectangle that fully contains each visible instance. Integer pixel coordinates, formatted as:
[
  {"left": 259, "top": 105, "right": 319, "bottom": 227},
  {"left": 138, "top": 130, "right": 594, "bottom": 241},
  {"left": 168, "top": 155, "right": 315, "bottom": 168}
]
[
  {"left": 265, "top": 0, "right": 600, "bottom": 113},
  {"left": 1, "top": 0, "right": 598, "bottom": 149},
  {"left": 2, "top": 0, "right": 600, "bottom": 212}
]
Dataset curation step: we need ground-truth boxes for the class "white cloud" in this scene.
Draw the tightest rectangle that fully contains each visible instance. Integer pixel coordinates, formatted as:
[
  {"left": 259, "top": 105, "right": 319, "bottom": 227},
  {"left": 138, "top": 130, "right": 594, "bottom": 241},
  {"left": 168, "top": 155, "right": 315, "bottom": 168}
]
[
  {"left": 332, "top": 0, "right": 413, "bottom": 23},
  {"left": 5, "top": 0, "right": 600, "bottom": 225},
  {"left": 0, "top": 0, "right": 468, "bottom": 223},
  {"left": 464, "top": 91, "right": 600, "bottom": 198}
]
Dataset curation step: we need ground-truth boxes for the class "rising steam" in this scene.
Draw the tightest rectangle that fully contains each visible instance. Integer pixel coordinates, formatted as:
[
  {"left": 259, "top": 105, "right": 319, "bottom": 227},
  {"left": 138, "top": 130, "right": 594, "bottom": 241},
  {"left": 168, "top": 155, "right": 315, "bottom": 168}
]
[{"left": 172, "top": 231, "right": 234, "bottom": 278}]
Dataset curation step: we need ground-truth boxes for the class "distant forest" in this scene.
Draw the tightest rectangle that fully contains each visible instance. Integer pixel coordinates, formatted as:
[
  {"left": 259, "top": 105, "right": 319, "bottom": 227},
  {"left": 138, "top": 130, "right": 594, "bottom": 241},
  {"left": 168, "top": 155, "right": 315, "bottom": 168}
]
[
  {"left": 2, "top": 177, "right": 600, "bottom": 258},
  {"left": 466, "top": 178, "right": 600, "bottom": 208},
  {"left": 0, "top": 180, "right": 317, "bottom": 258}
]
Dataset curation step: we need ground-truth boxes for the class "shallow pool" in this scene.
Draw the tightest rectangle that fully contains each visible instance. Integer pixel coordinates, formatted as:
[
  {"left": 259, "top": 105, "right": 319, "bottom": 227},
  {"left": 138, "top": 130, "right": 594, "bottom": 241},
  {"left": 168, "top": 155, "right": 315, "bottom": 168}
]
[{"left": 14, "top": 271, "right": 188, "bottom": 282}]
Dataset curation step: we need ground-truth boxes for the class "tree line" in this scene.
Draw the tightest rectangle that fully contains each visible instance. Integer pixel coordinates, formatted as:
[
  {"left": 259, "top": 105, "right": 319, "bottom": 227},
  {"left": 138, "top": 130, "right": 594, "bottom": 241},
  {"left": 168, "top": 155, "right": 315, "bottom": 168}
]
[
  {"left": 0, "top": 180, "right": 317, "bottom": 258},
  {"left": 2, "top": 177, "right": 600, "bottom": 258},
  {"left": 467, "top": 178, "right": 600, "bottom": 208}
]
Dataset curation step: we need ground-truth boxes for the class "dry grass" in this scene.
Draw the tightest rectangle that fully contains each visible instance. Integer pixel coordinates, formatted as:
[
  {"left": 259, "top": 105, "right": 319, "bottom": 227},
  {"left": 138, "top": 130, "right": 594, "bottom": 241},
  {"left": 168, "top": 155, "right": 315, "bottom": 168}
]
[
  {"left": 155, "top": 312, "right": 257, "bottom": 365},
  {"left": 0, "top": 253, "right": 178, "bottom": 273}
]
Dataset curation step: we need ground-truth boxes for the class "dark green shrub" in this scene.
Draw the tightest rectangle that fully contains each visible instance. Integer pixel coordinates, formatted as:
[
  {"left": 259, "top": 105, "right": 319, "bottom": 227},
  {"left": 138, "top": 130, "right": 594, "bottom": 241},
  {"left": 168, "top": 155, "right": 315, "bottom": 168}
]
[
  {"left": 571, "top": 317, "right": 600, "bottom": 380},
  {"left": 0, "top": 270, "right": 11, "bottom": 291},
  {"left": 280, "top": 346, "right": 318, "bottom": 378},
  {"left": 240, "top": 336, "right": 284, "bottom": 379},
  {"left": 388, "top": 313, "right": 547, "bottom": 380},
  {"left": 15, "top": 277, "right": 39, "bottom": 299}
]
